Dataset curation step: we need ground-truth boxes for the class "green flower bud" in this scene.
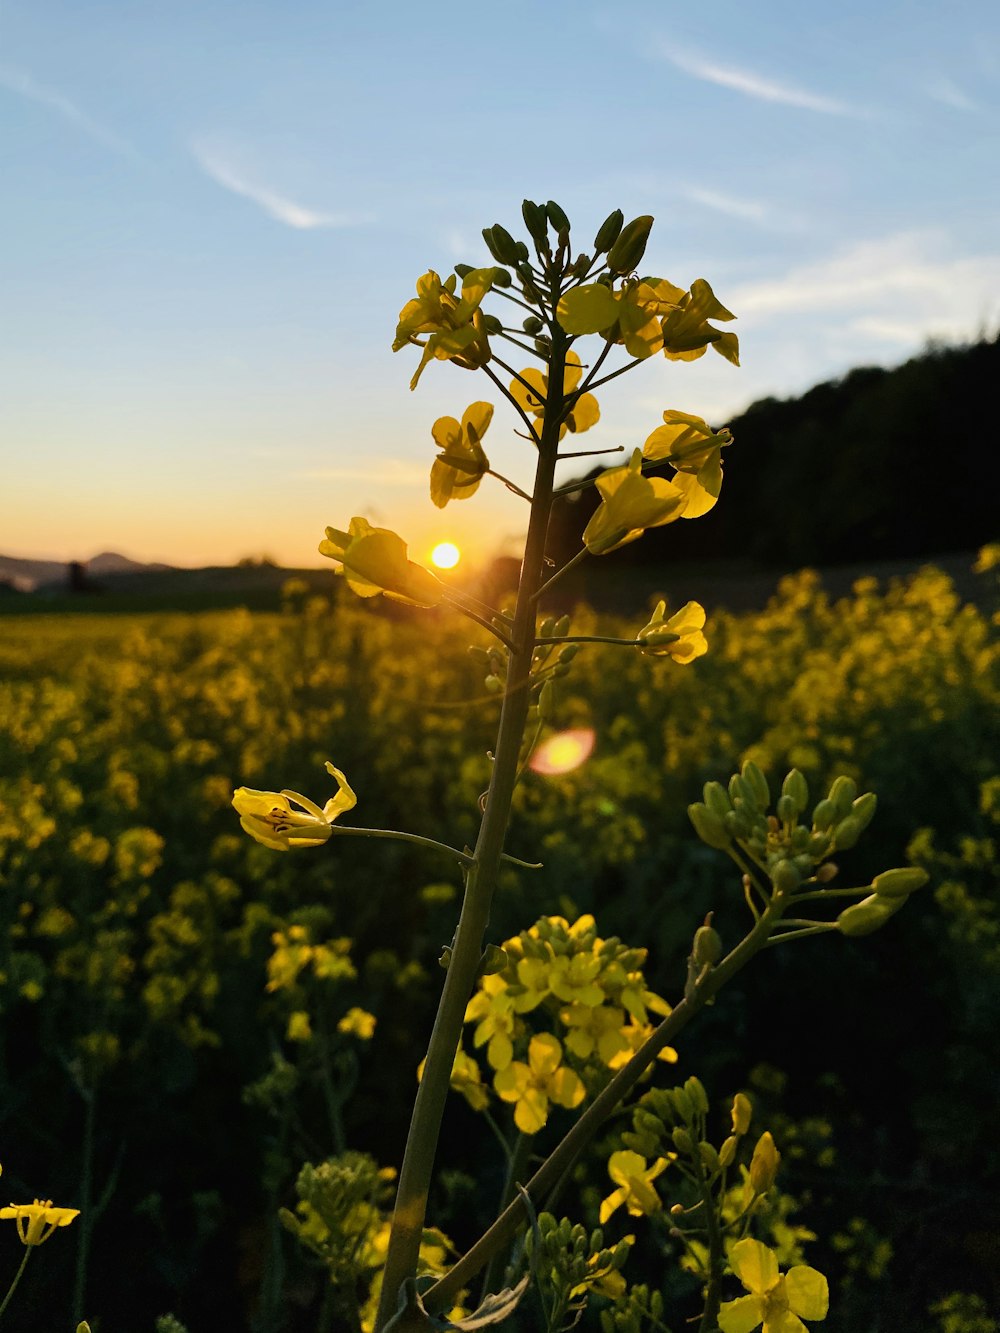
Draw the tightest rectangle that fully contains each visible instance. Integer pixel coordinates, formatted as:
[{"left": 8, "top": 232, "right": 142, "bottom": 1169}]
[
  {"left": 522, "top": 315, "right": 543, "bottom": 334},
  {"left": 453, "top": 262, "right": 473, "bottom": 278},
  {"left": 537, "top": 679, "right": 555, "bottom": 721},
  {"left": 812, "top": 798, "right": 837, "bottom": 831},
  {"left": 772, "top": 859, "right": 801, "bottom": 894},
  {"left": 693, "top": 924, "right": 723, "bottom": 966},
  {"left": 871, "top": 867, "right": 930, "bottom": 897},
  {"left": 776, "top": 794, "right": 797, "bottom": 825},
  {"left": 553, "top": 614, "right": 571, "bottom": 636},
  {"left": 688, "top": 802, "right": 731, "bottom": 849},
  {"left": 558, "top": 644, "right": 579, "bottom": 663},
  {"left": 816, "top": 861, "right": 839, "bottom": 882},
  {"left": 685, "top": 1076, "right": 710, "bottom": 1115},
  {"left": 829, "top": 775, "right": 858, "bottom": 817},
  {"left": 719, "top": 1135, "right": 739, "bottom": 1168},
  {"left": 546, "top": 200, "right": 571, "bottom": 233},
  {"left": 671, "top": 1087, "right": 694, "bottom": 1122},
  {"left": 539, "top": 615, "right": 557, "bottom": 637},
  {"left": 833, "top": 815, "right": 863, "bottom": 850},
  {"left": 521, "top": 199, "right": 547, "bottom": 245},
  {"left": 467, "top": 645, "right": 491, "bottom": 667},
  {"left": 851, "top": 791, "right": 878, "bottom": 831},
  {"left": 593, "top": 208, "right": 624, "bottom": 254},
  {"left": 514, "top": 240, "right": 530, "bottom": 262},
  {"left": 481, "top": 227, "right": 503, "bottom": 262},
  {"left": 490, "top": 223, "right": 520, "bottom": 265},
  {"left": 699, "top": 1141, "right": 720, "bottom": 1172},
  {"left": 483, "top": 314, "right": 503, "bottom": 335},
  {"left": 809, "top": 832, "right": 831, "bottom": 857},
  {"left": 741, "top": 761, "right": 770, "bottom": 807},
  {"left": 724, "top": 808, "right": 752, "bottom": 840},
  {"left": 837, "top": 893, "right": 904, "bottom": 936},
  {"left": 792, "top": 853, "right": 815, "bottom": 876},
  {"left": 729, "top": 773, "right": 754, "bottom": 807},
  {"left": 782, "top": 768, "right": 810, "bottom": 813},
  {"left": 478, "top": 944, "right": 508, "bottom": 977},
  {"left": 607, "top": 215, "right": 654, "bottom": 274},
  {"left": 671, "top": 1125, "right": 694, "bottom": 1154},
  {"left": 703, "top": 781, "right": 733, "bottom": 817},
  {"left": 749, "top": 1131, "right": 780, "bottom": 1194}
]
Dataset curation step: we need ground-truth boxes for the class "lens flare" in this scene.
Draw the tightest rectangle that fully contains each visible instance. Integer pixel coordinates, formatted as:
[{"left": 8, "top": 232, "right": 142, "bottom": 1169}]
[
  {"left": 529, "top": 728, "right": 596, "bottom": 776},
  {"left": 431, "top": 542, "right": 461, "bottom": 569}
]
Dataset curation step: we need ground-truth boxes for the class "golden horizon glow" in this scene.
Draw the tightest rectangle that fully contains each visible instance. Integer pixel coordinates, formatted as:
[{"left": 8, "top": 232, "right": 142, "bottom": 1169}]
[{"left": 430, "top": 541, "right": 461, "bottom": 569}]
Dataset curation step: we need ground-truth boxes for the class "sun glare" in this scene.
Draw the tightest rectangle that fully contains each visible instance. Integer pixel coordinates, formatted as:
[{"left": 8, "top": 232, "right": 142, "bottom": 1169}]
[
  {"left": 430, "top": 542, "right": 461, "bottom": 569},
  {"left": 529, "top": 728, "right": 596, "bottom": 776}
]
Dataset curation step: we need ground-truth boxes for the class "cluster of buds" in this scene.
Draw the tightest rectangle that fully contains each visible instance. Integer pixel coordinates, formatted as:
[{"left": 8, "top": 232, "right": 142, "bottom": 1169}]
[
  {"left": 687, "top": 762, "right": 928, "bottom": 935},
  {"left": 526, "top": 1212, "right": 632, "bottom": 1321}
]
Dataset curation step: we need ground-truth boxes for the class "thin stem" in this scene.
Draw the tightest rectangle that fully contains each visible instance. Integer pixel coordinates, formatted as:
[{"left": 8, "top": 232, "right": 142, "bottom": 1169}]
[
  {"left": 480, "top": 364, "right": 541, "bottom": 444},
  {"left": 0, "top": 1249, "right": 31, "bottom": 1324},
  {"left": 532, "top": 546, "right": 590, "bottom": 603},
  {"left": 498, "top": 331, "right": 548, "bottom": 362},
  {"left": 486, "top": 469, "right": 532, "bottom": 502},
  {"left": 373, "top": 322, "right": 571, "bottom": 1332},
  {"left": 794, "top": 885, "right": 871, "bottom": 902},
  {"left": 694, "top": 1146, "right": 725, "bottom": 1333},
  {"left": 725, "top": 846, "right": 770, "bottom": 906},
  {"left": 556, "top": 445, "right": 625, "bottom": 460},
  {"left": 490, "top": 355, "right": 548, "bottom": 411},
  {"left": 423, "top": 902, "right": 782, "bottom": 1312},
  {"left": 764, "top": 925, "right": 837, "bottom": 947},
  {"left": 570, "top": 337, "right": 613, "bottom": 399},
  {"left": 490, "top": 288, "right": 542, "bottom": 317},
  {"left": 329, "top": 825, "right": 474, "bottom": 865},
  {"left": 439, "top": 592, "right": 515, "bottom": 651},
  {"left": 479, "top": 1131, "right": 533, "bottom": 1301},
  {"left": 72, "top": 1087, "right": 96, "bottom": 1327},
  {"left": 534, "top": 634, "right": 644, "bottom": 648},
  {"left": 587, "top": 356, "right": 644, "bottom": 394}
]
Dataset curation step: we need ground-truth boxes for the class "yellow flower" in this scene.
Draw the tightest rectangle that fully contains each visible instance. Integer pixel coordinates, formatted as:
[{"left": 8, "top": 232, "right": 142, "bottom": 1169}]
[
  {"left": 319, "top": 517, "right": 443, "bottom": 606},
  {"left": 749, "top": 1131, "right": 781, "bottom": 1195},
  {"left": 508, "top": 350, "right": 600, "bottom": 440},
  {"left": 642, "top": 411, "right": 732, "bottom": 517},
  {"left": 559, "top": 1002, "right": 631, "bottom": 1067},
  {"left": 660, "top": 279, "right": 740, "bottom": 365},
  {"left": 232, "top": 761, "right": 357, "bottom": 852},
  {"left": 637, "top": 601, "right": 708, "bottom": 664},
  {"left": 583, "top": 449, "right": 688, "bottom": 554},
  {"left": 430, "top": 402, "right": 493, "bottom": 508},
  {"left": 557, "top": 275, "right": 737, "bottom": 364},
  {"left": 417, "top": 1045, "right": 490, "bottom": 1112},
  {"left": 514, "top": 952, "right": 604, "bottom": 1013},
  {"left": 718, "top": 1238, "right": 828, "bottom": 1333},
  {"left": 0, "top": 1199, "right": 80, "bottom": 1246},
  {"left": 286, "top": 1010, "right": 313, "bottom": 1042},
  {"left": 493, "top": 1032, "right": 585, "bottom": 1134},
  {"left": 599, "top": 1150, "right": 670, "bottom": 1224},
  {"left": 393, "top": 268, "right": 499, "bottom": 389},
  {"left": 732, "top": 1092, "right": 753, "bottom": 1136},
  {"left": 465, "top": 973, "right": 520, "bottom": 1071},
  {"left": 338, "top": 1007, "right": 377, "bottom": 1041}
]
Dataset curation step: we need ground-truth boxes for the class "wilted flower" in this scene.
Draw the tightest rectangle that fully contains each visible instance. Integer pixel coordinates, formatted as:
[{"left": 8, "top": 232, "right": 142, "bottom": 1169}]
[{"left": 232, "top": 761, "right": 357, "bottom": 851}]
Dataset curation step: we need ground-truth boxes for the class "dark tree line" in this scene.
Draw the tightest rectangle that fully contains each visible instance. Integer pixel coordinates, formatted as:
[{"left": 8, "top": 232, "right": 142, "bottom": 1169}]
[{"left": 548, "top": 334, "right": 999, "bottom": 570}]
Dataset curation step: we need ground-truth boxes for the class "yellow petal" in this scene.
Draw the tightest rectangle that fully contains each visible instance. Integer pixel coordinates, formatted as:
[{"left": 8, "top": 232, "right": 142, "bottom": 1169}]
[
  {"left": 514, "top": 1088, "right": 549, "bottom": 1134},
  {"left": 785, "top": 1267, "right": 829, "bottom": 1321},
  {"left": 719, "top": 1294, "right": 765, "bottom": 1333},
  {"left": 730, "top": 1238, "right": 780, "bottom": 1296},
  {"left": 527, "top": 1032, "right": 563, "bottom": 1077},
  {"left": 568, "top": 392, "right": 600, "bottom": 434},
  {"left": 557, "top": 284, "right": 621, "bottom": 334}
]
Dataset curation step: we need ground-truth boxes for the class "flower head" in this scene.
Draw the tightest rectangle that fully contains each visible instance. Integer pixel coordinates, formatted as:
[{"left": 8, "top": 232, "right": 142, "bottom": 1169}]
[
  {"left": 493, "top": 1032, "right": 585, "bottom": 1134},
  {"left": 599, "top": 1150, "right": 670, "bottom": 1224},
  {"left": 0, "top": 1199, "right": 80, "bottom": 1246},
  {"left": 319, "top": 517, "right": 443, "bottom": 606},
  {"left": 642, "top": 411, "right": 732, "bottom": 517},
  {"left": 430, "top": 402, "right": 493, "bottom": 508},
  {"left": 583, "top": 449, "right": 688, "bottom": 554},
  {"left": 509, "top": 350, "right": 600, "bottom": 440},
  {"left": 394, "top": 268, "right": 501, "bottom": 389},
  {"left": 718, "top": 1238, "right": 828, "bottom": 1333},
  {"left": 233, "top": 761, "right": 357, "bottom": 852},
  {"left": 637, "top": 601, "right": 708, "bottom": 664}
]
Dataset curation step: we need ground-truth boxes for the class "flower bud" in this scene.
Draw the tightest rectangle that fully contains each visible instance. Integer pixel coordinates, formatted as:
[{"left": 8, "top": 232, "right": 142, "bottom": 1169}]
[
  {"left": 782, "top": 768, "right": 810, "bottom": 814},
  {"left": 521, "top": 199, "right": 547, "bottom": 245},
  {"left": 749, "top": 1131, "right": 780, "bottom": 1194},
  {"left": 692, "top": 924, "right": 723, "bottom": 966},
  {"left": 478, "top": 944, "right": 508, "bottom": 977},
  {"left": 776, "top": 794, "right": 797, "bottom": 825},
  {"left": 546, "top": 200, "right": 571, "bottom": 233},
  {"left": 871, "top": 867, "right": 929, "bottom": 897},
  {"left": 558, "top": 644, "right": 579, "bottom": 663},
  {"left": 833, "top": 816, "right": 863, "bottom": 850},
  {"left": 671, "top": 1126, "right": 694, "bottom": 1154},
  {"left": 685, "top": 1076, "right": 710, "bottom": 1116},
  {"left": 454, "top": 263, "right": 473, "bottom": 278},
  {"left": 703, "top": 781, "right": 732, "bottom": 817},
  {"left": 724, "top": 809, "right": 752, "bottom": 840},
  {"left": 741, "top": 761, "right": 770, "bottom": 808},
  {"left": 553, "top": 614, "right": 571, "bottom": 636},
  {"left": 771, "top": 859, "right": 801, "bottom": 894},
  {"left": 851, "top": 791, "right": 878, "bottom": 831},
  {"left": 688, "top": 802, "right": 731, "bottom": 849},
  {"left": 816, "top": 861, "right": 838, "bottom": 882},
  {"left": 522, "top": 315, "right": 543, "bottom": 334},
  {"left": 490, "top": 223, "right": 521, "bottom": 265},
  {"left": 484, "top": 674, "right": 503, "bottom": 694},
  {"left": 812, "top": 799, "right": 837, "bottom": 831},
  {"left": 837, "top": 893, "right": 904, "bottom": 936},
  {"left": 607, "top": 215, "right": 654, "bottom": 274},
  {"left": 699, "top": 1141, "right": 720, "bottom": 1172},
  {"left": 731, "top": 1093, "right": 752, "bottom": 1135},
  {"left": 828, "top": 775, "right": 858, "bottom": 817},
  {"left": 593, "top": 208, "right": 625, "bottom": 254},
  {"left": 537, "top": 679, "right": 555, "bottom": 721},
  {"left": 719, "top": 1135, "right": 739, "bottom": 1167}
]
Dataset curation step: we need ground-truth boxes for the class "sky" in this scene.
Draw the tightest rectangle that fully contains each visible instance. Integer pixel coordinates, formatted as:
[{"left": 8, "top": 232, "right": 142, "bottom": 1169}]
[{"left": 2, "top": 0, "right": 999, "bottom": 571}]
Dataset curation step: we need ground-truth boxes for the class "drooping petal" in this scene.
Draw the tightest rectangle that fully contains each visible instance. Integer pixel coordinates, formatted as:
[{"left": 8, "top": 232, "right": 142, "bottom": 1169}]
[
  {"left": 322, "top": 763, "right": 358, "bottom": 822},
  {"left": 718, "top": 1294, "right": 765, "bottom": 1333}
]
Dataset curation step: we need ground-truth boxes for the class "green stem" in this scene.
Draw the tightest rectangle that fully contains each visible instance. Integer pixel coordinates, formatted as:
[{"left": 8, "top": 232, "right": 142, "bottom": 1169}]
[
  {"left": 479, "top": 1131, "right": 533, "bottom": 1301},
  {"left": 480, "top": 364, "right": 541, "bottom": 444},
  {"left": 0, "top": 1249, "right": 31, "bottom": 1324},
  {"left": 72, "top": 1087, "right": 96, "bottom": 1327},
  {"left": 373, "top": 325, "right": 570, "bottom": 1333},
  {"left": 534, "top": 634, "right": 644, "bottom": 648},
  {"left": 764, "top": 925, "right": 837, "bottom": 946},
  {"left": 328, "top": 826, "right": 474, "bottom": 865},
  {"left": 439, "top": 592, "right": 514, "bottom": 650},
  {"left": 423, "top": 902, "right": 781, "bottom": 1313},
  {"left": 693, "top": 1147, "right": 725, "bottom": 1333},
  {"left": 533, "top": 547, "right": 590, "bottom": 602},
  {"left": 498, "top": 331, "right": 549, "bottom": 361},
  {"left": 486, "top": 470, "right": 532, "bottom": 502}
]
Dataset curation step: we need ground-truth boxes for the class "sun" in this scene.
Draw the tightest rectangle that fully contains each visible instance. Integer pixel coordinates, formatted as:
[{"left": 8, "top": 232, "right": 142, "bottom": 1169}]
[{"left": 430, "top": 542, "right": 461, "bottom": 570}]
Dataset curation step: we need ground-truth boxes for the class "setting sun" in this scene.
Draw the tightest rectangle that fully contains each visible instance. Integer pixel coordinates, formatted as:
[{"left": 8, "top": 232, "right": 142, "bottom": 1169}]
[{"left": 430, "top": 542, "right": 461, "bottom": 569}]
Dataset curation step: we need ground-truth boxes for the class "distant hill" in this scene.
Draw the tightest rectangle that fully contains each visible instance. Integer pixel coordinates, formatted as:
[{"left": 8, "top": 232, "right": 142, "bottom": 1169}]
[
  {"left": 548, "top": 333, "right": 1000, "bottom": 571},
  {"left": 0, "top": 551, "right": 174, "bottom": 593}
]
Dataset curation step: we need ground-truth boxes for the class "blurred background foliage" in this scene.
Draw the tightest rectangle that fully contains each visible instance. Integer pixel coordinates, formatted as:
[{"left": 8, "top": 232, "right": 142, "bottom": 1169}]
[{"left": 0, "top": 555, "right": 997, "bottom": 1330}]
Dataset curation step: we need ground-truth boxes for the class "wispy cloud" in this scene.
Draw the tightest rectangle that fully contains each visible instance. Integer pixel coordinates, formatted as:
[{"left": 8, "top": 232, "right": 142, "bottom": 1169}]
[
  {"left": 658, "top": 44, "right": 859, "bottom": 117},
  {"left": 0, "top": 64, "right": 138, "bottom": 159},
  {"left": 192, "top": 142, "right": 369, "bottom": 230},
  {"left": 679, "top": 185, "right": 769, "bottom": 224},
  {"left": 926, "top": 78, "right": 977, "bottom": 112}
]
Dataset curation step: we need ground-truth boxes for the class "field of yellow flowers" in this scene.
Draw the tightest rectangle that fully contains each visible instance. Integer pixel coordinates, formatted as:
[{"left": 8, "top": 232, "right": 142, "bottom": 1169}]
[{"left": 0, "top": 562, "right": 997, "bottom": 1331}]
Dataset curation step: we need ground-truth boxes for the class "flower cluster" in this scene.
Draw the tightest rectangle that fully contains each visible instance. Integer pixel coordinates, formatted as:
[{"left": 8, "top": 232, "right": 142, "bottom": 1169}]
[{"left": 462, "top": 914, "right": 675, "bottom": 1134}]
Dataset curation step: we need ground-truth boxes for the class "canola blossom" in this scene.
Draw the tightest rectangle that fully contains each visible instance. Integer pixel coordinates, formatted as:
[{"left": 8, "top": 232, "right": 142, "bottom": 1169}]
[
  {"left": 599, "top": 1150, "right": 670, "bottom": 1224},
  {"left": 583, "top": 449, "right": 688, "bottom": 554},
  {"left": 232, "top": 762, "right": 357, "bottom": 852},
  {"left": 319, "top": 517, "right": 443, "bottom": 606},
  {"left": 718, "top": 1239, "right": 828, "bottom": 1333},
  {"left": 508, "top": 349, "right": 600, "bottom": 440},
  {"left": 493, "top": 1032, "right": 585, "bottom": 1134},
  {"left": 0, "top": 1199, "right": 80, "bottom": 1247},
  {"left": 637, "top": 600, "right": 708, "bottom": 664},
  {"left": 429, "top": 402, "right": 493, "bottom": 508}
]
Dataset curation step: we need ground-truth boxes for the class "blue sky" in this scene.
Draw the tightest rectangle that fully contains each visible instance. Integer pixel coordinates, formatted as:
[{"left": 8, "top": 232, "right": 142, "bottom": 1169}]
[{"left": 2, "top": 0, "right": 998, "bottom": 568}]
